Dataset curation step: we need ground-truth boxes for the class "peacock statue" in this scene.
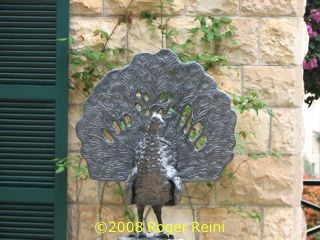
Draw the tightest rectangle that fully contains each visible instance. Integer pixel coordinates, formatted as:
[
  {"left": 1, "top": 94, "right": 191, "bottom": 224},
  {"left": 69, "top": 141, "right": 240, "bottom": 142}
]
[{"left": 76, "top": 49, "right": 237, "bottom": 239}]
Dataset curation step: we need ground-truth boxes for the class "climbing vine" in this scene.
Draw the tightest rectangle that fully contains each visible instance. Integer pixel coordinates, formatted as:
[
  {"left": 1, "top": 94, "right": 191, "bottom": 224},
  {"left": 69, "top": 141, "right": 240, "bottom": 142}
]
[
  {"left": 69, "top": 26, "right": 129, "bottom": 95},
  {"left": 167, "top": 16, "right": 237, "bottom": 70}
]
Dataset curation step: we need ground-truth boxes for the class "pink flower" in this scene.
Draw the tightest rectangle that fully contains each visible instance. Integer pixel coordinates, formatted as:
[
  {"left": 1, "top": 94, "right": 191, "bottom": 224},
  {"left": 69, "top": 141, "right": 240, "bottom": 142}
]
[
  {"left": 307, "top": 23, "right": 318, "bottom": 38},
  {"left": 303, "top": 58, "right": 318, "bottom": 70},
  {"left": 311, "top": 9, "right": 320, "bottom": 23}
]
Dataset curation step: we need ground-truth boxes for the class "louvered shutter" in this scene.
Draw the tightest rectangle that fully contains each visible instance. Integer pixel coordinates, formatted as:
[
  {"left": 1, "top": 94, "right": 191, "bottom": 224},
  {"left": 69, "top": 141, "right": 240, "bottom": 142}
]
[{"left": 0, "top": 1, "right": 68, "bottom": 239}]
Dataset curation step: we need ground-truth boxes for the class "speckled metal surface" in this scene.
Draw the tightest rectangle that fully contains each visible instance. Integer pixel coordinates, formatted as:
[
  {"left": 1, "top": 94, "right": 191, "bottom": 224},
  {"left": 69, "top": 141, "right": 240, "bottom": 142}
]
[{"left": 76, "top": 49, "right": 237, "bottom": 183}]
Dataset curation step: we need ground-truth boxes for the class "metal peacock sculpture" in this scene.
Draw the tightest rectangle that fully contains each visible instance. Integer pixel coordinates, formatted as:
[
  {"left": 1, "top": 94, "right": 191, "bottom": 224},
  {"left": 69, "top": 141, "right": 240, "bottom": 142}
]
[{"left": 76, "top": 49, "right": 237, "bottom": 239}]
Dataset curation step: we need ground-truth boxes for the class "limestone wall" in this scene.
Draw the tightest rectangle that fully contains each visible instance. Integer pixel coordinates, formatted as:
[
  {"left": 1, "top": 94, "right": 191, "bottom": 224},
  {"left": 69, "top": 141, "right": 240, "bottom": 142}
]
[{"left": 68, "top": 0, "right": 308, "bottom": 239}]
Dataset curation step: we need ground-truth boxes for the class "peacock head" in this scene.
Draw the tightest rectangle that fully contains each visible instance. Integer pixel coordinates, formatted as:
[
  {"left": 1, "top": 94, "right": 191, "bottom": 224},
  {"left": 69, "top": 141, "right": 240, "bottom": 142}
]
[{"left": 148, "top": 112, "right": 164, "bottom": 134}]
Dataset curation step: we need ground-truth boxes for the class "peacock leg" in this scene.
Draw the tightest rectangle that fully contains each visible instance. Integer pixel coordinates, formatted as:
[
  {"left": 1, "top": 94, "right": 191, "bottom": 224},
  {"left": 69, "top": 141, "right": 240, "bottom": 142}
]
[
  {"left": 137, "top": 204, "right": 147, "bottom": 238},
  {"left": 152, "top": 205, "right": 174, "bottom": 239}
]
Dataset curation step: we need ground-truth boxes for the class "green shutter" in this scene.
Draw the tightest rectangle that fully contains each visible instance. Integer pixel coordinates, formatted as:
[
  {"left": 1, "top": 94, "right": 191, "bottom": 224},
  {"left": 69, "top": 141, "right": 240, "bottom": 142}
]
[{"left": 0, "top": 0, "right": 68, "bottom": 239}]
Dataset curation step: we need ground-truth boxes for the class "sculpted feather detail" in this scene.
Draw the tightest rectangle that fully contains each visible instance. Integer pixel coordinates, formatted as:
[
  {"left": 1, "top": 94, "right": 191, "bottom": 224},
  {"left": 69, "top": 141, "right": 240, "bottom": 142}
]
[{"left": 76, "top": 49, "right": 236, "bottom": 238}]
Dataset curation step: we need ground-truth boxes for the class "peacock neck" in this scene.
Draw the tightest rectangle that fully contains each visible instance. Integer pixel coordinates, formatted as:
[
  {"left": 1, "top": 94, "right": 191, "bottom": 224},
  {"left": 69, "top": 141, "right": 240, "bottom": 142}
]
[
  {"left": 147, "top": 121, "right": 160, "bottom": 135},
  {"left": 147, "top": 129, "right": 159, "bottom": 138}
]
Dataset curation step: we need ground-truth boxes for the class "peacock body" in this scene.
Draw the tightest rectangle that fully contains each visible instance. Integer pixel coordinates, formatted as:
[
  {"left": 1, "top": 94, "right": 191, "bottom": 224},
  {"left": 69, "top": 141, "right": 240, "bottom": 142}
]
[
  {"left": 76, "top": 49, "right": 236, "bottom": 238},
  {"left": 125, "top": 113, "right": 181, "bottom": 207}
]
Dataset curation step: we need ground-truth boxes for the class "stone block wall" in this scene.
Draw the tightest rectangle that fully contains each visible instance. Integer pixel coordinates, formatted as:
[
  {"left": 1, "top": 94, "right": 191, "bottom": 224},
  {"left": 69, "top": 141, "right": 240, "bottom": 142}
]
[{"left": 68, "top": 0, "right": 308, "bottom": 239}]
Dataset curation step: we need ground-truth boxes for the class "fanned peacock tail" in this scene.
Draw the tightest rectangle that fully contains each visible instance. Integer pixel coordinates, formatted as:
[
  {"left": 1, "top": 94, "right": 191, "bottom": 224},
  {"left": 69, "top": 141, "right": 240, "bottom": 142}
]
[{"left": 76, "top": 49, "right": 236, "bottom": 182}]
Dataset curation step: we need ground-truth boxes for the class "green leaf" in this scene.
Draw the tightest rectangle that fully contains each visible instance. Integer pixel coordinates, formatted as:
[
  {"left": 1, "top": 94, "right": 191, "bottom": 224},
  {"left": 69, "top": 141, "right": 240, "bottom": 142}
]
[
  {"left": 113, "top": 186, "right": 124, "bottom": 196},
  {"left": 206, "top": 32, "right": 214, "bottom": 42},
  {"left": 140, "top": 10, "right": 152, "bottom": 19},
  {"left": 267, "top": 108, "right": 276, "bottom": 118},
  {"left": 225, "top": 30, "right": 233, "bottom": 38},
  {"left": 93, "top": 29, "right": 100, "bottom": 36},
  {"left": 238, "top": 131, "right": 247, "bottom": 140},
  {"left": 56, "top": 37, "right": 69, "bottom": 42},
  {"left": 199, "top": 16, "right": 207, "bottom": 28},
  {"left": 71, "top": 57, "right": 84, "bottom": 65},
  {"left": 100, "top": 31, "right": 110, "bottom": 41},
  {"left": 309, "top": 43, "right": 316, "bottom": 50},
  {"left": 112, "top": 48, "right": 120, "bottom": 56},
  {"left": 127, "top": 211, "right": 136, "bottom": 222},
  {"left": 93, "top": 30, "right": 110, "bottom": 41},
  {"left": 55, "top": 167, "right": 65, "bottom": 174},
  {"left": 230, "top": 39, "right": 238, "bottom": 46},
  {"left": 206, "top": 182, "right": 213, "bottom": 189},
  {"left": 220, "top": 17, "right": 232, "bottom": 23},
  {"left": 235, "top": 143, "right": 246, "bottom": 155},
  {"left": 189, "top": 27, "right": 199, "bottom": 34},
  {"left": 71, "top": 72, "right": 82, "bottom": 79}
]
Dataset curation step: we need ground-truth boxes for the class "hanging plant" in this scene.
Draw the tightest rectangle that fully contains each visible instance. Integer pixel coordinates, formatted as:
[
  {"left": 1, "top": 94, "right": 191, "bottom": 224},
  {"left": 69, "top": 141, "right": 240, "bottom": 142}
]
[{"left": 304, "top": 1, "right": 320, "bottom": 106}]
